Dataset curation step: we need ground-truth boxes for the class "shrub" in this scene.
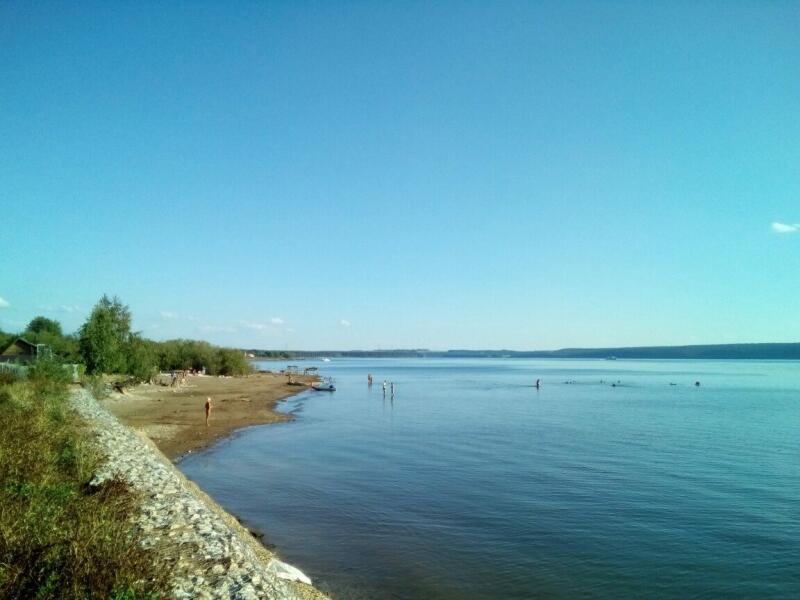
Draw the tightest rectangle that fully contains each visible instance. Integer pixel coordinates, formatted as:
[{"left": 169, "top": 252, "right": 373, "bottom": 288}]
[
  {"left": 125, "top": 335, "right": 158, "bottom": 383},
  {"left": 28, "top": 356, "right": 70, "bottom": 384},
  {"left": 215, "top": 348, "right": 253, "bottom": 376},
  {"left": 83, "top": 374, "right": 109, "bottom": 400}
]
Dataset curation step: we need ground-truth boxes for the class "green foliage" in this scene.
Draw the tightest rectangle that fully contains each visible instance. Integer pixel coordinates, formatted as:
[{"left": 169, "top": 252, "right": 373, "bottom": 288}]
[
  {"left": 0, "top": 317, "right": 82, "bottom": 363},
  {"left": 83, "top": 374, "right": 109, "bottom": 400},
  {"left": 0, "top": 329, "right": 15, "bottom": 353},
  {"left": 0, "top": 378, "right": 168, "bottom": 598},
  {"left": 249, "top": 349, "right": 294, "bottom": 359},
  {"left": 0, "top": 370, "right": 18, "bottom": 385},
  {"left": 126, "top": 335, "right": 158, "bottom": 382},
  {"left": 215, "top": 347, "right": 252, "bottom": 376},
  {"left": 25, "top": 316, "right": 63, "bottom": 337},
  {"left": 25, "top": 330, "right": 81, "bottom": 363},
  {"left": 155, "top": 339, "right": 217, "bottom": 372},
  {"left": 74, "top": 294, "right": 254, "bottom": 379},
  {"left": 79, "top": 295, "right": 132, "bottom": 374},
  {"left": 151, "top": 340, "right": 252, "bottom": 376},
  {"left": 28, "top": 356, "right": 71, "bottom": 397}
]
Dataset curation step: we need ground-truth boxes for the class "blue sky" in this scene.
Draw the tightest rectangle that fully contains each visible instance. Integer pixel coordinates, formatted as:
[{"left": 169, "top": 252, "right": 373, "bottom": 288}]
[{"left": 1, "top": 1, "right": 798, "bottom": 350}]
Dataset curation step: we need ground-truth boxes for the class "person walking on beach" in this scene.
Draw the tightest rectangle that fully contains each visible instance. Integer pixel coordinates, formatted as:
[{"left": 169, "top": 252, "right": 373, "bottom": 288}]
[{"left": 204, "top": 396, "right": 212, "bottom": 426}]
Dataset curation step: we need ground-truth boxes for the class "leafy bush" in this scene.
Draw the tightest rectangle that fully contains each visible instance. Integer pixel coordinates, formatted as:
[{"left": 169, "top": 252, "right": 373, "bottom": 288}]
[
  {"left": 215, "top": 347, "right": 253, "bottom": 376},
  {"left": 28, "top": 356, "right": 70, "bottom": 384},
  {"left": 126, "top": 335, "right": 158, "bottom": 383},
  {"left": 83, "top": 374, "right": 109, "bottom": 400}
]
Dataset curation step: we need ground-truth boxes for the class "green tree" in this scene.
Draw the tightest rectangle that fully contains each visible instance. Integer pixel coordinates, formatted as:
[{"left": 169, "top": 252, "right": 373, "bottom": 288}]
[
  {"left": 0, "top": 329, "right": 13, "bottom": 352},
  {"left": 125, "top": 335, "right": 158, "bottom": 382},
  {"left": 24, "top": 330, "right": 80, "bottom": 363},
  {"left": 215, "top": 348, "right": 252, "bottom": 376},
  {"left": 25, "top": 316, "right": 63, "bottom": 337},
  {"left": 78, "top": 295, "right": 132, "bottom": 374}
]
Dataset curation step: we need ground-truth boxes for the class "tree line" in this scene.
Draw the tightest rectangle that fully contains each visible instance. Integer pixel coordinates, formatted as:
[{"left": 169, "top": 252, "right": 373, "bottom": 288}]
[{"left": 0, "top": 295, "right": 252, "bottom": 380}]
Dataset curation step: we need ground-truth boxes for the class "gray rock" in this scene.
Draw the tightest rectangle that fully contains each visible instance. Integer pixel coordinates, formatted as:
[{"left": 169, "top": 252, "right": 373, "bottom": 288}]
[{"left": 69, "top": 388, "right": 307, "bottom": 599}]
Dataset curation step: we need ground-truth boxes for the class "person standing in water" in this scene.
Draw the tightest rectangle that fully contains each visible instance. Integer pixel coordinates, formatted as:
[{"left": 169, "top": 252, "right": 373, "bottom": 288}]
[
  {"left": 204, "top": 396, "right": 212, "bottom": 426},
  {"left": 535, "top": 379, "right": 540, "bottom": 389},
  {"left": 368, "top": 374, "right": 373, "bottom": 386},
  {"left": 390, "top": 382, "right": 395, "bottom": 396}
]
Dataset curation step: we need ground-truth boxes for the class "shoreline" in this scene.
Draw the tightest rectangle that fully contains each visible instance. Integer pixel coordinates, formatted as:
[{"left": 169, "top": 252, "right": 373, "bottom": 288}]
[
  {"left": 72, "top": 387, "right": 328, "bottom": 599},
  {"left": 98, "top": 372, "right": 334, "bottom": 594},
  {"left": 102, "top": 371, "right": 318, "bottom": 460}
]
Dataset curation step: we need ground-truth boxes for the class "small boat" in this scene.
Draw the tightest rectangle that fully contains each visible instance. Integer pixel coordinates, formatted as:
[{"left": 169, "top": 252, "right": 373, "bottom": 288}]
[
  {"left": 312, "top": 377, "right": 336, "bottom": 391},
  {"left": 321, "top": 357, "right": 331, "bottom": 362}
]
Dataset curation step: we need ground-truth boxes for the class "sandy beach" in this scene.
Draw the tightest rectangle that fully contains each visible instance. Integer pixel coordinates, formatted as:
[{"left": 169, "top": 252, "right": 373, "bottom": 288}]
[{"left": 102, "top": 372, "right": 317, "bottom": 460}]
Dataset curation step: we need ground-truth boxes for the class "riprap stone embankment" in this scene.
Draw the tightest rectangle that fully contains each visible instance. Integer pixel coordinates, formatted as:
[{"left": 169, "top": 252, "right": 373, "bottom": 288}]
[{"left": 70, "top": 388, "right": 327, "bottom": 600}]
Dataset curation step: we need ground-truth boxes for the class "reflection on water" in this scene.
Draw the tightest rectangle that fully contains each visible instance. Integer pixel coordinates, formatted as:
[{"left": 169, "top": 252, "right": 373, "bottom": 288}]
[{"left": 180, "top": 358, "right": 800, "bottom": 599}]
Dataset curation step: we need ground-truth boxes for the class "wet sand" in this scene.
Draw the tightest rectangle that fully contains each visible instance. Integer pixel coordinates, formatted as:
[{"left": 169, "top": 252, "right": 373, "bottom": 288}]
[{"left": 102, "top": 372, "right": 316, "bottom": 460}]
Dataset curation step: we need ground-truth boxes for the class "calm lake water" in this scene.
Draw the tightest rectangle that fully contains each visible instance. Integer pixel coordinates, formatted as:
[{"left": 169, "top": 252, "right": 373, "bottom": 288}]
[{"left": 179, "top": 358, "right": 800, "bottom": 599}]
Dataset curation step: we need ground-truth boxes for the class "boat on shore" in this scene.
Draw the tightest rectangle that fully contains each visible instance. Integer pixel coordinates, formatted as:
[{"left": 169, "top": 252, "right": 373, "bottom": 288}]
[{"left": 312, "top": 377, "right": 336, "bottom": 391}]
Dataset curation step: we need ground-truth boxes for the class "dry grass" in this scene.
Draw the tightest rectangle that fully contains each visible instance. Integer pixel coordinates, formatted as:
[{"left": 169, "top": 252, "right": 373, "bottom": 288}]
[{"left": 0, "top": 373, "right": 169, "bottom": 599}]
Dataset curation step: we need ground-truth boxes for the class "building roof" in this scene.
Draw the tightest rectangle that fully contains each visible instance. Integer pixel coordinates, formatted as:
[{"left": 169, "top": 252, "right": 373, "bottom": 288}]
[{"left": 0, "top": 338, "right": 43, "bottom": 359}]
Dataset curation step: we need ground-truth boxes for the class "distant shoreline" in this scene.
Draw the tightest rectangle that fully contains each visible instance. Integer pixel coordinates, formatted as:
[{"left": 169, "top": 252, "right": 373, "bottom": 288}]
[{"left": 245, "top": 342, "right": 800, "bottom": 361}]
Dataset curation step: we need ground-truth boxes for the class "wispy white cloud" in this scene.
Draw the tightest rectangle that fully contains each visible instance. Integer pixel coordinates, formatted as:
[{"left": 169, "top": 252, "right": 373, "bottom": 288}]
[
  {"left": 339, "top": 319, "right": 352, "bottom": 327},
  {"left": 200, "top": 325, "right": 237, "bottom": 333},
  {"left": 243, "top": 318, "right": 286, "bottom": 331},
  {"left": 0, "top": 297, "right": 9, "bottom": 309},
  {"left": 159, "top": 310, "right": 200, "bottom": 322},
  {"left": 35, "top": 304, "right": 82, "bottom": 314},
  {"left": 771, "top": 222, "right": 800, "bottom": 234}
]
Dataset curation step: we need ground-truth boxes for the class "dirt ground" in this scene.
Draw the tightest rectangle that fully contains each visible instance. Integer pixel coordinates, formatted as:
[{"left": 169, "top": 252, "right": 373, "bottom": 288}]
[{"left": 101, "top": 372, "right": 316, "bottom": 460}]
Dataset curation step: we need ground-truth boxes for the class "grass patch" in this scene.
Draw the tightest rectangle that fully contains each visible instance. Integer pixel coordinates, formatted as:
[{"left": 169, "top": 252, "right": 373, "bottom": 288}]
[
  {"left": 82, "top": 373, "right": 110, "bottom": 400},
  {"left": 0, "top": 373, "right": 169, "bottom": 598}
]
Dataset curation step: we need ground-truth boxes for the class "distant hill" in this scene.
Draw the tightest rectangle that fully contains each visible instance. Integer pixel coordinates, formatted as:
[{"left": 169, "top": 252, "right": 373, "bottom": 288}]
[
  {"left": 443, "top": 343, "right": 800, "bottom": 360},
  {"left": 251, "top": 343, "right": 800, "bottom": 360}
]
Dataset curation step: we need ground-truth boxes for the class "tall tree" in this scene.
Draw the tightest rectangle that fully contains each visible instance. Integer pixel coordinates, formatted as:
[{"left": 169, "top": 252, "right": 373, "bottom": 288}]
[
  {"left": 79, "top": 295, "right": 132, "bottom": 374},
  {"left": 25, "top": 316, "right": 63, "bottom": 337}
]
